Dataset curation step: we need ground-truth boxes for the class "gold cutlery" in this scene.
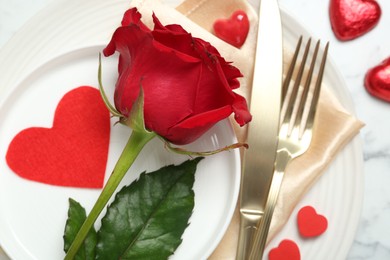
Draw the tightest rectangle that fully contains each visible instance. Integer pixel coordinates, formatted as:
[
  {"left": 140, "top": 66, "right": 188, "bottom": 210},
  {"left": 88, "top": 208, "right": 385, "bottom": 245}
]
[
  {"left": 249, "top": 37, "right": 329, "bottom": 259},
  {"left": 236, "top": 0, "right": 283, "bottom": 258}
]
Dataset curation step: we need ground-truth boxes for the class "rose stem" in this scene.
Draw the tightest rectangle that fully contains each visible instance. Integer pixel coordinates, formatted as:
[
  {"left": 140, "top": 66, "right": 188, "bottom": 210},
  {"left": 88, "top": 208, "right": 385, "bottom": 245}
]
[{"left": 64, "top": 130, "right": 156, "bottom": 259}]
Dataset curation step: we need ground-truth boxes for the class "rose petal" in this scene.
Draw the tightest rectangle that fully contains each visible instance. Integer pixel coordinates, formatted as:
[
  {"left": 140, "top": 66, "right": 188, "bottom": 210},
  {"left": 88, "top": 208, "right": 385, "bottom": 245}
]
[
  {"left": 121, "top": 8, "right": 150, "bottom": 31},
  {"left": 167, "top": 105, "right": 233, "bottom": 144},
  {"left": 232, "top": 93, "right": 252, "bottom": 126}
]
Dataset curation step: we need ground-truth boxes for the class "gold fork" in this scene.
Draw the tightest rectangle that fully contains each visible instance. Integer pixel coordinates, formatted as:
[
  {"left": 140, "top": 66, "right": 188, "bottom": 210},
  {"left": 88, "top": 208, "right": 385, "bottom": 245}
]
[{"left": 248, "top": 36, "right": 329, "bottom": 259}]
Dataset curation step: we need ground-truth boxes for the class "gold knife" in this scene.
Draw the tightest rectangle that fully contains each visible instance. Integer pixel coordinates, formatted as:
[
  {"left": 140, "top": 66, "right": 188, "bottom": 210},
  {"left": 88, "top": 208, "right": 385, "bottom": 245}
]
[{"left": 236, "top": 0, "right": 283, "bottom": 259}]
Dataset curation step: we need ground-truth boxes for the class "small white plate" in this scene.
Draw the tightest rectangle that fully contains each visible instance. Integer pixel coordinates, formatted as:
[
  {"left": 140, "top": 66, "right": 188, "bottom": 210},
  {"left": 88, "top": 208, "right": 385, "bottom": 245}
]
[{"left": 0, "top": 39, "right": 241, "bottom": 260}]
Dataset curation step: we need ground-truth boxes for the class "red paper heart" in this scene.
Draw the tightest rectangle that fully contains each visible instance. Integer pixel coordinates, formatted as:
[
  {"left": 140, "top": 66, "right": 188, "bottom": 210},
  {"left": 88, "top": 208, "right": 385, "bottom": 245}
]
[
  {"left": 297, "top": 206, "right": 328, "bottom": 238},
  {"left": 6, "top": 86, "right": 110, "bottom": 188},
  {"left": 213, "top": 10, "right": 249, "bottom": 48},
  {"left": 364, "top": 57, "right": 390, "bottom": 102},
  {"left": 329, "top": 0, "right": 381, "bottom": 41},
  {"left": 269, "top": 239, "right": 301, "bottom": 260}
]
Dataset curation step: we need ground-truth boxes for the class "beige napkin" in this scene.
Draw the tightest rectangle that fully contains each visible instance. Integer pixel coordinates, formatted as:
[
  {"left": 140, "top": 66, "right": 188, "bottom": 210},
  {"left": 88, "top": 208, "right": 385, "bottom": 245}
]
[{"left": 129, "top": 0, "right": 364, "bottom": 258}]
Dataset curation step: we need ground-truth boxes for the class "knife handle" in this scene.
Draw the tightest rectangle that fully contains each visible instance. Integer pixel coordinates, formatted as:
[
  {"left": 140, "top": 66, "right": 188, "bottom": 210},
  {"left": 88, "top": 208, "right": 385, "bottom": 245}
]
[
  {"left": 249, "top": 151, "right": 291, "bottom": 259},
  {"left": 236, "top": 211, "right": 262, "bottom": 259}
]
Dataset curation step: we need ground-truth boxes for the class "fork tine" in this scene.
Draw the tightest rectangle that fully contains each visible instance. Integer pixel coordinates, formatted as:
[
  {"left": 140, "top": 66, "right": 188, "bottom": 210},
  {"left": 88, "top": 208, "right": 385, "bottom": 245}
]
[
  {"left": 282, "top": 36, "right": 302, "bottom": 101},
  {"left": 294, "top": 40, "right": 320, "bottom": 131},
  {"left": 280, "top": 36, "right": 303, "bottom": 129},
  {"left": 282, "top": 38, "right": 311, "bottom": 133},
  {"left": 304, "top": 42, "right": 329, "bottom": 131}
]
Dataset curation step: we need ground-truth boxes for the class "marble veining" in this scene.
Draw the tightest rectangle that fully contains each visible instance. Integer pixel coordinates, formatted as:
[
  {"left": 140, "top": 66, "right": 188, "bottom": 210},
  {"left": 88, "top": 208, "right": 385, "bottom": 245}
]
[{"left": 1, "top": 0, "right": 390, "bottom": 259}]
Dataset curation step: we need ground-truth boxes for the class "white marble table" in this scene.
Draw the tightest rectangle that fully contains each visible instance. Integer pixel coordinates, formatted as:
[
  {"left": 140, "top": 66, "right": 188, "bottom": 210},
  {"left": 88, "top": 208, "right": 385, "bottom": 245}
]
[{"left": 0, "top": 0, "right": 389, "bottom": 259}]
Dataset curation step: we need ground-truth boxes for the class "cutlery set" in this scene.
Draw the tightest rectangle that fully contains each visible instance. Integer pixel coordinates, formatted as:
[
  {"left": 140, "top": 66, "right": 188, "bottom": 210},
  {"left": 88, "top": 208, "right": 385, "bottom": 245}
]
[{"left": 237, "top": 0, "right": 329, "bottom": 259}]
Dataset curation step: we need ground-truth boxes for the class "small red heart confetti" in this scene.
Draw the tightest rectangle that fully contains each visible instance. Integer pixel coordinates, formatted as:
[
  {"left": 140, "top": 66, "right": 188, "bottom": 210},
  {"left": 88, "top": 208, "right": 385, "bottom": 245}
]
[
  {"left": 329, "top": 0, "right": 381, "bottom": 41},
  {"left": 269, "top": 239, "right": 301, "bottom": 260},
  {"left": 213, "top": 10, "right": 249, "bottom": 48},
  {"left": 297, "top": 206, "right": 328, "bottom": 238},
  {"left": 364, "top": 57, "right": 390, "bottom": 102},
  {"left": 6, "top": 86, "right": 111, "bottom": 188}
]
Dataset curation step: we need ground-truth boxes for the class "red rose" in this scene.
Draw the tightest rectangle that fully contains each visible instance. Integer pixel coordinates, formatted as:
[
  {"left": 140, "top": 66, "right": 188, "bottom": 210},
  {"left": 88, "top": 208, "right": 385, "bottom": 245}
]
[{"left": 103, "top": 8, "right": 251, "bottom": 145}]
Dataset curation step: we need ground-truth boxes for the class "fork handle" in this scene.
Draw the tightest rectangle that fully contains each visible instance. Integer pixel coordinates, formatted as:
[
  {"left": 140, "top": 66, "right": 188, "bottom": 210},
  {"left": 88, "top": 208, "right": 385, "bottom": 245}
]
[{"left": 248, "top": 150, "right": 291, "bottom": 260}]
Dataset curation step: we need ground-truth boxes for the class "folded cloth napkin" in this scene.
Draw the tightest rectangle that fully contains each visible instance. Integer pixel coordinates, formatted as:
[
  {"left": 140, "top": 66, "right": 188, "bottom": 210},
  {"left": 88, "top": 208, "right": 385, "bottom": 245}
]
[{"left": 130, "top": 0, "right": 364, "bottom": 258}]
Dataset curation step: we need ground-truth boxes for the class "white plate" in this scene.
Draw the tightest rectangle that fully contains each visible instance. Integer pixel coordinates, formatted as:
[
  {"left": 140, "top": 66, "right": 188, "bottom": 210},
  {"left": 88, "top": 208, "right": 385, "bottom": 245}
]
[
  {"left": 0, "top": 45, "right": 241, "bottom": 259},
  {"left": 0, "top": 0, "right": 363, "bottom": 259}
]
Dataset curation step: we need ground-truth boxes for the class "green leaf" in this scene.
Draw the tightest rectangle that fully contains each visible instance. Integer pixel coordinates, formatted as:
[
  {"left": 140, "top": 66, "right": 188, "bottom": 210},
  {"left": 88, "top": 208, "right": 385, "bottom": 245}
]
[
  {"left": 96, "top": 157, "right": 203, "bottom": 260},
  {"left": 63, "top": 198, "right": 97, "bottom": 260}
]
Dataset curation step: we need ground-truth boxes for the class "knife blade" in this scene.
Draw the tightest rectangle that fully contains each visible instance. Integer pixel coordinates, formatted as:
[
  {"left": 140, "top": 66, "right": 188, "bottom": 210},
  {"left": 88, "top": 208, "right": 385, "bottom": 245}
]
[{"left": 236, "top": 0, "right": 283, "bottom": 259}]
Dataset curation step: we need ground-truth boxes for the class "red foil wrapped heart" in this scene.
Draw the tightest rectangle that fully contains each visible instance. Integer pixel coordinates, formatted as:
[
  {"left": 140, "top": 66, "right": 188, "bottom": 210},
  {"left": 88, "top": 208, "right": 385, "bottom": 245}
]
[
  {"left": 365, "top": 57, "right": 390, "bottom": 102},
  {"left": 213, "top": 10, "right": 249, "bottom": 48},
  {"left": 329, "top": 0, "right": 381, "bottom": 41}
]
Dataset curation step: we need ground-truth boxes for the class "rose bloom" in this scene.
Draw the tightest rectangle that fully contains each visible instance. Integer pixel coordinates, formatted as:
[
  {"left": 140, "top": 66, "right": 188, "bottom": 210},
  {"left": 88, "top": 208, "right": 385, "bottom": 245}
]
[{"left": 103, "top": 8, "right": 251, "bottom": 145}]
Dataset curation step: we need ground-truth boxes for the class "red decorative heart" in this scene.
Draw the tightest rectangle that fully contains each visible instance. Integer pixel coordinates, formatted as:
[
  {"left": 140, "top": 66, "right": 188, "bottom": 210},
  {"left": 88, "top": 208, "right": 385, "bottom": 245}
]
[
  {"left": 297, "top": 206, "right": 328, "bottom": 238},
  {"left": 329, "top": 0, "right": 381, "bottom": 41},
  {"left": 364, "top": 57, "right": 390, "bottom": 102},
  {"left": 213, "top": 10, "right": 249, "bottom": 48},
  {"left": 6, "top": 86, "right": 111, "bottom": 188},
  {"left": 269, "top": 239, "right": 301, "bottom": 260}
]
